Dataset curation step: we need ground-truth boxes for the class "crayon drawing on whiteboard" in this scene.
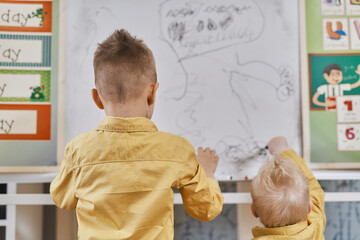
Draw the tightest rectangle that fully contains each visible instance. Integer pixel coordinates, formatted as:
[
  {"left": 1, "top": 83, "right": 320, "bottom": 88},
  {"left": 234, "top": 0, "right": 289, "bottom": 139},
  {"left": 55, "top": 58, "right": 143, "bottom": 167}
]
[{"left": 65, "top": 0, "right": 301, "bottom": 180}]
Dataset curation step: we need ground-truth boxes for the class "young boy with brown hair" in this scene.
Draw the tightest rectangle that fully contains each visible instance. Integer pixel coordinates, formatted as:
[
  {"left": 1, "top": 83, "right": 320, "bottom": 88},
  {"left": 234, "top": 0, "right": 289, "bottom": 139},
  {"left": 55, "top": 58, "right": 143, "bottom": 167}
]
[
  {"left": 50, "top": 29, "right": 223, "bottom": 239},
  {"left": 250, "top": 136, "right": 326, "bottom": 239}
]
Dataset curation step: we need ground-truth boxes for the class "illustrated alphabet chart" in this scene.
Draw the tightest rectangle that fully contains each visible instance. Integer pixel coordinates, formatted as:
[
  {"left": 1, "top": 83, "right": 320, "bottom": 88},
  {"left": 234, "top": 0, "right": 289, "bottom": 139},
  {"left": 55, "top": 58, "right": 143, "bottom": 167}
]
[
  {"left": 321, "top": 0, "right": 360, "bottom": 51},
  {"left": 302, "top": 0, "right": 360, "bottom": 166}
]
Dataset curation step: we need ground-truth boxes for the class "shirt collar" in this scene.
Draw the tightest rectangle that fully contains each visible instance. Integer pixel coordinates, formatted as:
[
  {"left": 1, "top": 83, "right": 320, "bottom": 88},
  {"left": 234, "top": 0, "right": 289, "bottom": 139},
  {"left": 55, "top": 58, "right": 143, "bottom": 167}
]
[
  {"left": 96, "top": 117, "right": 158, "bottom": 133},
  {"left": 252, "top": 220, "right": 308, "bottom": 238}
]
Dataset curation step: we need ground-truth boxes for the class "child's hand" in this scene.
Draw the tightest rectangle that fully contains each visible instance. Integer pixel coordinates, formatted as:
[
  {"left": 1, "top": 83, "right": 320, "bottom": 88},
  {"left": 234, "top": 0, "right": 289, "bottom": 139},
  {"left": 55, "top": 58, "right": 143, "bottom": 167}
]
[
  {"left": 197, "top": 147, "right": 219, "bottom": 179},
  {"left": 267, "top": 136, "right": 289, "bottom": 155}
]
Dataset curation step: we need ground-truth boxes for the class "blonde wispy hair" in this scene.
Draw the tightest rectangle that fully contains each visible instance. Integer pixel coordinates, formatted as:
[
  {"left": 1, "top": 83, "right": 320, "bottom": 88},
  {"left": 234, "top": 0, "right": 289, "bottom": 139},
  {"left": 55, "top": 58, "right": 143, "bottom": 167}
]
[{"left": 251, "top": 155, "right": 310, "bottom": 228}]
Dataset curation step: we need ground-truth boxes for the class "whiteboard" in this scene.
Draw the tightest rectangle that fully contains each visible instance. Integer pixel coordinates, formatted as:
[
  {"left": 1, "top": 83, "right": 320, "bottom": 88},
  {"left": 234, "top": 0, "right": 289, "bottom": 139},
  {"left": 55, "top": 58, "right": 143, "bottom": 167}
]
[{"left": 65, "top": 0, "right": 301, "bottom": 180}]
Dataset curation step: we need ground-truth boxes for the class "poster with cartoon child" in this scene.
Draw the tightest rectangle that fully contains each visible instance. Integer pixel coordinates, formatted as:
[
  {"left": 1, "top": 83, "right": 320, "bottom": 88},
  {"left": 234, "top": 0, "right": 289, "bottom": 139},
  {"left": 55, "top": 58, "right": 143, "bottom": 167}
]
[{"left": 310, "top": 54, "right": 360, "bottom": 110}]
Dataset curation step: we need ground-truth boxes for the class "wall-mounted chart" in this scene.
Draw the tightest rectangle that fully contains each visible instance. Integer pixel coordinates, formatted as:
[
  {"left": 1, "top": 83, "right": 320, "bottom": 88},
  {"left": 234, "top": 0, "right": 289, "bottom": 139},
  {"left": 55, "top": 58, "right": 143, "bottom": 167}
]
[
  {"left": 301, "top": 0, "right": 360, "bottom": 168},
  {"left": 0, "top": 0, "right": 61, "bottom": 170}
]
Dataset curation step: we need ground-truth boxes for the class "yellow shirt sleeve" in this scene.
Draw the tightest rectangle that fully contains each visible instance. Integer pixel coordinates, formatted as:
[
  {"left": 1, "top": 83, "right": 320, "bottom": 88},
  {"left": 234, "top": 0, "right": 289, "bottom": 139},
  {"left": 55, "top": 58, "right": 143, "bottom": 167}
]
[
  {"left": 177, "top": 140, "right": 224, "bottom": 222},
  {"left": 280, "top": 149, "right": 326, "bottom": 229},
  {"left": 50, "top": 143, "right": 78, "bottom": 210}
]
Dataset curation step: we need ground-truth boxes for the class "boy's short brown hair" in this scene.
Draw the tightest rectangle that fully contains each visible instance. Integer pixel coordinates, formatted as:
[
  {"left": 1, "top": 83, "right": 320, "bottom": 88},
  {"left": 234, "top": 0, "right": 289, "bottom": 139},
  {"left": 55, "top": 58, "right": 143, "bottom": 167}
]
[
  {"left": 251, "top": 155, "right": 310, "bottom": 228},
  {"left": 93, "top": 29, "right": 157, "bottom": 103}
]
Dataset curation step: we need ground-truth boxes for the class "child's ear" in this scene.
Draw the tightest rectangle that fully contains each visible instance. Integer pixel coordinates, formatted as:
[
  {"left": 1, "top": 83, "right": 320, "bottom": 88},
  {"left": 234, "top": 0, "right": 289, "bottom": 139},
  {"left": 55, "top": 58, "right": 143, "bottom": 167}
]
[
  {"left": 308, "top": 199, "right": 313, "bottom": 214},
  {"left": 92, "top": 88, "right": 104, "bottom": 109},
  {"left": 251, "top": 203, "right": 259, "bottom": 218},
  {"left": 147, "top": 82, "right": 159, "bottom": 106}
]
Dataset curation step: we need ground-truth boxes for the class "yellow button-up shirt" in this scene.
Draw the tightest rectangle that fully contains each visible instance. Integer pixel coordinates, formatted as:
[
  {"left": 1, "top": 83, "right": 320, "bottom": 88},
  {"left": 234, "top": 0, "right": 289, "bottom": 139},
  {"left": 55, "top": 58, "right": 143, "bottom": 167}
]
[
  {"left": 252, "top": 149, "right": 326, "bottom": 240},
  {"left": 50, "top": 117, "right": 223, "bottom": 239}
]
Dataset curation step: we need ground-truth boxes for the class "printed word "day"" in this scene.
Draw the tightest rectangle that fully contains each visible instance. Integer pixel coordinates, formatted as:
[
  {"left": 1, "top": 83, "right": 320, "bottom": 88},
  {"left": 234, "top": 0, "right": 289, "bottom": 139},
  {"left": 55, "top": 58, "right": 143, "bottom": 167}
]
[
  {"left": 0, "top": 119, "right": 14, "bottom": 134},
  {"left": 0, "top": 45, "right": 21, "bottom": 62},
  {"left": 1, "top": 9, "right": 31, "bottom": 27}
]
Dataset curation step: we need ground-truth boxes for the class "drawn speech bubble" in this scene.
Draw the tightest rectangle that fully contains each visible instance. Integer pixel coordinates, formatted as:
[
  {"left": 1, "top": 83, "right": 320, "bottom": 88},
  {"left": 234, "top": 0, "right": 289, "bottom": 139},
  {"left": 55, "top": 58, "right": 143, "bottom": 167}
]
[{"left": 160, "top": 0, "right": 264, "bottom": 61}]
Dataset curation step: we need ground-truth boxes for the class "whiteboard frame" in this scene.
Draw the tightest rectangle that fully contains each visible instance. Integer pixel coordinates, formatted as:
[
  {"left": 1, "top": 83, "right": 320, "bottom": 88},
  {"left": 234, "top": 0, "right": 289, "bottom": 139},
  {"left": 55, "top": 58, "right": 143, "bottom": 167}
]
[
  {"left": 0, "top": 0, "right": 65, "bottom": 173},
  {"left": 299, "top": 0, "right": 360, "bottom": 169}
]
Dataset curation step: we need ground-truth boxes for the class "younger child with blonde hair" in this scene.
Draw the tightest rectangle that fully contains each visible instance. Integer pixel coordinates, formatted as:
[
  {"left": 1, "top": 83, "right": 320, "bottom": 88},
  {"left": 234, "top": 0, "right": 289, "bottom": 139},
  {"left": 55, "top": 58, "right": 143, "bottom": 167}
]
[{"left": 251, "top": 136, "right": 326, "bottom": 239}]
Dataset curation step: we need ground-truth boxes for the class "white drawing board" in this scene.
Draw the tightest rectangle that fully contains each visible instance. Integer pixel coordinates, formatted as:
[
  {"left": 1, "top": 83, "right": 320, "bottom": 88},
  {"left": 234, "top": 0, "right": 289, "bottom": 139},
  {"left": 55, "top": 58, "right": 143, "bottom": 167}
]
[{"left": 65, "top": 0, "right": 301, "bottom": 180}]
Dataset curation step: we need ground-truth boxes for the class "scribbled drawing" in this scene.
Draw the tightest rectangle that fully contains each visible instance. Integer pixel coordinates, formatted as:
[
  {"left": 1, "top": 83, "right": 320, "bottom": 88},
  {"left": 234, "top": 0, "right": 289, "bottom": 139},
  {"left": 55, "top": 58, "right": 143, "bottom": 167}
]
[
  {"left": 160, "top": 56, "right": 296, "bottom": 179},
  {"left": 231, "top": 58, "right": 295, "bottom": 101},
  {"left": 157, "top": 1, "right": 282, "bottom": 174},
  {"left": 160, "top": 0, "right": 264, "bottom": 60},
  {"left": 216, "top": 136, "right": 267, "bottom": 163},
  {"left": 158, "top": 3, "right": 296, "bottom": 177},
  {"left": 159, "top": 0, "right": 265, "bottom": 100},
  {"left": 215, "top": 136, "right": 268, "bottom": 177},
  {"left": 213, "top": 59, "right": 295, "bottom": 177},
  {"left": 174, "top": 90, "right": 206, "bottom": 145},
  {"left": 227, "top": 59, "right": 295, "bottom": 133}
]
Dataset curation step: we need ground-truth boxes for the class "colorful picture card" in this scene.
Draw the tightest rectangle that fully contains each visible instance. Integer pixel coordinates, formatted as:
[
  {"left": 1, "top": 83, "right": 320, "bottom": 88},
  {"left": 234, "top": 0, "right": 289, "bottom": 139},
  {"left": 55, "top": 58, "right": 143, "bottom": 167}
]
[
  {"left": 346, "top": 0, "right": 360, "bottom": 15},
  {"left": 309, "top": 54, "right": 360, "bottom": 110},
  {"left": 0, "top": 1, "right": 52, "bottom": 32},
  {"left": 0, "top": 70, "right": 50, "bottom": 102},
  {"left": 323, "top": 18, "right": 349, "bottom": 51},
  {"left": 337, "top": 123, "right": 360, "bottom": 151},
  {"left": 321, "top": 0, "right": 345, "bottom": 16},
  {"left": 0, "top": 34, "right": 51, "bottom": 67},
  {"left": 350, "top": 18, "right": 360, "bottom": 50},
  {"left": 336, "top": 95, "right": 360, "bottom": 122},
  {"left": 320, "top": 0, "right": 360, "bottom": 16},
  {"left": 0, "top": 103, "right": 50, "bottom": 140}
]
